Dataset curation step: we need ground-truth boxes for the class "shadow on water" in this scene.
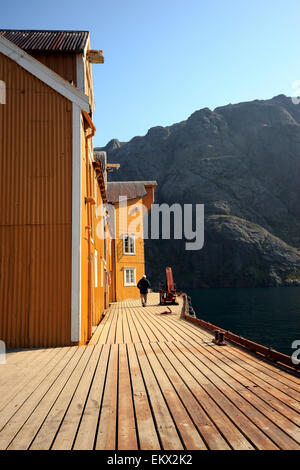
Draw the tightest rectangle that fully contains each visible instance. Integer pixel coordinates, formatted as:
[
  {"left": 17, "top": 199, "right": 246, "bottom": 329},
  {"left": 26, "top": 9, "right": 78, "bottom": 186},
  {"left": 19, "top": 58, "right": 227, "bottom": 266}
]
[{"left": 186, "top": 287, "right": 300, "bottom": 356}]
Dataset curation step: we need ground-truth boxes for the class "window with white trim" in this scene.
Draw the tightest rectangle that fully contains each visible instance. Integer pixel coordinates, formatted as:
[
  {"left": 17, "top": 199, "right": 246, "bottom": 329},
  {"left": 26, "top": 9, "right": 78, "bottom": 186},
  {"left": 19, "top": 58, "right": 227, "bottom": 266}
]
[
  {"left": 124, "top": 268, "right": 136, "bottom": 286},
  {"left": 123, "top": 234, "right": 135, "bottom": 255}
]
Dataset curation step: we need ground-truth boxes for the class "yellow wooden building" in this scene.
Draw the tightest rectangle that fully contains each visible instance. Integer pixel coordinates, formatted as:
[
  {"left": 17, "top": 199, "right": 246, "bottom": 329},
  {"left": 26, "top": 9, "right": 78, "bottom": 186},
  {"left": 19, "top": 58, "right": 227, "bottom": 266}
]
[
  {"left": 107, "top": 181, "right": 157, "bottom": 302},
  {"left": 0, "top": 30, "right": 157, "bottom": 348}
]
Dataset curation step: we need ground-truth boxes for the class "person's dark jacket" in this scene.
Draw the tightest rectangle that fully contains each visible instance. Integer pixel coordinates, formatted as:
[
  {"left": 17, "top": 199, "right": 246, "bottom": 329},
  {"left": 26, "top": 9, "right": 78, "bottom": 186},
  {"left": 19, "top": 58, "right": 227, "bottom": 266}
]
[{"left": 137, "top": 278, "right": 151, "bottom": 294}]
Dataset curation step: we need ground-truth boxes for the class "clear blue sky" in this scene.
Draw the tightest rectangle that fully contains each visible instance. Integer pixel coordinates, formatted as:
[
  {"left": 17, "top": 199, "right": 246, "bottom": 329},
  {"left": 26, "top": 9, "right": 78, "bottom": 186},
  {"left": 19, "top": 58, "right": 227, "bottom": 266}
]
[{"left": 1, "top": 0, "right": 300, "bottom": 146}]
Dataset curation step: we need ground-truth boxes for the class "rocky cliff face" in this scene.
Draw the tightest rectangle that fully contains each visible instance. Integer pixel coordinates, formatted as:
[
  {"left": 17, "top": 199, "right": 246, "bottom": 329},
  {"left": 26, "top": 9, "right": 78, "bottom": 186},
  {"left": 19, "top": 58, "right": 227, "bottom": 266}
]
[{"left": 96, "top": 95, "right": 300, "bottom": 288}]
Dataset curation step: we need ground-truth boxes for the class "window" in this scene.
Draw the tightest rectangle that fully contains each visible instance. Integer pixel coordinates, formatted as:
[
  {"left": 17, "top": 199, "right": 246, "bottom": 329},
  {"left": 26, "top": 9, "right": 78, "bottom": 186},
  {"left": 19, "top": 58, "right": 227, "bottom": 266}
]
[
  {"left": 124, "top": 268, "right": 136, "bottom": 286},
  {"left": 123, "top": 234, "right": 135, "bottom": 255}
]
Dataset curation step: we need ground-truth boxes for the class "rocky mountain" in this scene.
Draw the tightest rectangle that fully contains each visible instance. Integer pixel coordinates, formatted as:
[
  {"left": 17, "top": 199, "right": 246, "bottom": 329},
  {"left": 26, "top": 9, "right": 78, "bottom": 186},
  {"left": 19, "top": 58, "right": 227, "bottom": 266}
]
[{"left": 96, "top": 95, "right": 300, "bottom": 288}]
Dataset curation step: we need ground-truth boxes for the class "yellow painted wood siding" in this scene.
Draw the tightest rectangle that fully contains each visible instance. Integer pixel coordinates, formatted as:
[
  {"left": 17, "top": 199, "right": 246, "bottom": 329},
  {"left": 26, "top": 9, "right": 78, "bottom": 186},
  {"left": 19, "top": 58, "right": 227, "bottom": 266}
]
[
  {"left": 0, "top": 52, "right": 72, "bottom": 347},
  {"left": 114, "top": 199, "right": 146, "bottom": 301},
  {"left": 29, "top": 51, "right": 77, "bottom": 86}
]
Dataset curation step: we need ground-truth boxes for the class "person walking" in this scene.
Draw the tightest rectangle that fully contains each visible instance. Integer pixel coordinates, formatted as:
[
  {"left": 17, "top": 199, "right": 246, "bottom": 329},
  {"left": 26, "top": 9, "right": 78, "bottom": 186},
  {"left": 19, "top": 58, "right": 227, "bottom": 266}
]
[{"left": 137, "top": 275, "right": 151, "bottom": 307}]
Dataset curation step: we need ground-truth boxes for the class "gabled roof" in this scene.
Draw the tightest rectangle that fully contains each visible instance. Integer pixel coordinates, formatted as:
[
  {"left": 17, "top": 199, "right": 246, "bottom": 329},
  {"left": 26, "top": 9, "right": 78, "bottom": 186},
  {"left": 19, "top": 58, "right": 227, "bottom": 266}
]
[
  {"left": 0, "top": 30, "right": 89, "bottom": 52},
  {"left": 0, "top": 34, "right": 89, "bottom": 111},
  {"left": 107, "top": 181, "right": 157, "bottom": 203}
]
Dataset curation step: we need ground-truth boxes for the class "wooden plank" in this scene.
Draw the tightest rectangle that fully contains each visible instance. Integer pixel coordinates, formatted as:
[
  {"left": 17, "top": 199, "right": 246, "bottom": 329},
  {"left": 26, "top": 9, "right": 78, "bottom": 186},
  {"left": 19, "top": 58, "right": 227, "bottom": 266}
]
[
  {"left": 122, "top": 307, "right": 132, "bottom": 344},
  {"left": 143, "top": 342, "right": 207, "bottom": 450},
  {"left": 30, "top": 345, "right": 101, "bottom": 450},
  {"left": 89, "top": 313, "right": 110, "bottom": 345},
  {"left": 136, "top": 306, "right": 162, "bottom": 342},
  {"left": 134, "top": 342, "right": 183, "bottom": 450},
  {"left": 0, "top": 348, "right": 52, "bottom": 386},
  {"left": 97, "top": 305, "right": 119, "bottom": 345},
  {"left": 73, "top": 344, "right": 111, "bottom": 450},
  {"left": 165, "top": 341, "right": 279, "bottom": 450},
  {"left": 209, "top": 343, "right": 300, "bottom": 423},
  {"left": 105, "top": 308, "right": 118, "bottom": 345},
  {"left": 89, "top": 325, "right": 102, "bottom": 346},
  {"left": 186, "top": 341, "right": 300, "bottom": 446},
  {"left": 234, "top": 349, "right": 300, "bottom": 386},
  {"left": 126, "top": 307, "right": 142, "bottom": 344},
  {"left": 118, "top": 343, "right": 138, "bottom": 449},
  {"left": 96, "top": 310, "right": 115, "bottom": 345},
  {"left": 128, "top": 306, "right": 150, "bottom": 344},
  {"left": 191, "top": 340, "right": 300, "bottom": 424},
  {"left": 126, "top": 342, "right": 160, "bottom": 450},
  {"left": 144, "top": 307, "right": 189, "bottom": 342},
  {"left": 239, "top": 387, "right": 300, "bottom": 444},
  {"left": 95, "top": 343, "right": 118, "bottom": 449},
  {"left": 168, "top": 315, "right": 211, "bottom": 344},
  {"left": 0, "top": 347, "right": 68, "bottom": 432},
  {"left": 171, "top": 341, "right": 300, "bottom": 450},
  {"left": 135, "top": 308, "right": 160, "bottom": 343},
  {"left": 0, "top": 346, "right": 82, "bottom": 450},
  {"left": 152, "top": 341, "right": 253, "bottom": 450},
  {"left": 115, "top": 309, "right": 124, "bottom": 344},
  {"left": 188, "top": 339, "right": 300, "bottom": 427},
  {"left": 212, "top": 346, "right": 300, "bottom": 413},
  {"left": 141, "top": 307, "right": 181, "bottom": 343},
  {"left": 7, "top": 347, "right": 92, "bottom": 450},
  {"left": 144, "top": 302, "right": 208, "bottom": 345},
  {"left": 143, "top": 312, "right": 173, "bottom": 342},
  {"left": 178, "top": 292, "right": 300, "bottom": 384},
  {"left": 5, "top": 346, "right": 62, "bottom": 365},
  {"left": 224, "top": 345, "right": 300, "bottom": 391},
  {"left": 0, "top": 348, "right": 62, "bottom": 410},
  {"left": 1, "top": 293, "right": 299, "bottom": 452},
  {"left": 157, "top": 297, "right": 213, "bottom": 341},
  {"left": 5, "top": 349, "right": 39, "bottom": 364},
  {"left": 157, "top": 341, "right": 257, "bottom": 450},
  {"left": 49, "top": 345, "right": 102, "bottom": 450}
]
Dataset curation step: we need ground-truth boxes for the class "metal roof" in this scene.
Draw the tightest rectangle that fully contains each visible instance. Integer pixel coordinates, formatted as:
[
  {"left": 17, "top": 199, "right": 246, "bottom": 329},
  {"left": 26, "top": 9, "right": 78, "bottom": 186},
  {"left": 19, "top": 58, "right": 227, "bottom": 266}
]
[
  {"left": 0, "top": 30, "right": 89, "bottom": 52},
  {"left": 107, "top": 181, "right": 157, "bottom": 203}
]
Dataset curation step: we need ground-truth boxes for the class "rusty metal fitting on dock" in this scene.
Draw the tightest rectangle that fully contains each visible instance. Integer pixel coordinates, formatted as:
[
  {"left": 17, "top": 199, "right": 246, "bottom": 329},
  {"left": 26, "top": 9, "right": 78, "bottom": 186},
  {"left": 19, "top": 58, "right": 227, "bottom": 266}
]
[
  {"left": 213, "top": 330, "right": 227, "bottom": 346},
  {"left": 212, "top": 330, "right": 220, "bottom": 344},
  {"left": 218, "top": 331, "right": 226, "bottom": 345}
]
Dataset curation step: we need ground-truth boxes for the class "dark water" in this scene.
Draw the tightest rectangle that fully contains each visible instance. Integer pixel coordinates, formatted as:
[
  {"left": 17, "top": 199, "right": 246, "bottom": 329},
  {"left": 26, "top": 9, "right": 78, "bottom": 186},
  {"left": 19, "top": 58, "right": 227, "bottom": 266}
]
[{"left": 186, "top": 288, "right": 300, "bottom": 357}]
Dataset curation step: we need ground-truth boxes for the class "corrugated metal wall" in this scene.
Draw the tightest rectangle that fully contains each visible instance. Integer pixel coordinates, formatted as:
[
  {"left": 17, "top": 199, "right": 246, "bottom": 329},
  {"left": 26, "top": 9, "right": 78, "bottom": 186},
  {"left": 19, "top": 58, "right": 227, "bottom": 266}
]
[
  {"left": 0, "top": 52, "right": 73, "bottom": 347},
  {"left": 93, "top": 176, "right": 106, "bottom": 326},
  {"left": 29, "top": 52, "right": 77, "bottom": 86},
  {"left": 80, "top": 122, "right": 89, "bottom": 344},
  {"left": 79, "top": 123, "right": 107, "bottom": 343}
]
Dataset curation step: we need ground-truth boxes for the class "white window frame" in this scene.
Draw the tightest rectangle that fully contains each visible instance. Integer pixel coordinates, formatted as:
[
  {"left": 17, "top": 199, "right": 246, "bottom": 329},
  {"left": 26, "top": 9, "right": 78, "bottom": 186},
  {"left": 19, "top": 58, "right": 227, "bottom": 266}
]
[
  {"left": 124, "top": 267, "right": 136, "bottom": 287},
  {"left": 123, "top": 234, "right": 136, "bottom": 255}
]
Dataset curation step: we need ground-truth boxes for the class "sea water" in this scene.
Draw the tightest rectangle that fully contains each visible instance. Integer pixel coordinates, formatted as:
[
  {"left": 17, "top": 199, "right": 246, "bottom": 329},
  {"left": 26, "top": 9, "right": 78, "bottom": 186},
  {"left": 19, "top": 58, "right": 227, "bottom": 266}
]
[{"left": 186, "top": 287, "right": 300, "bottom": 357}]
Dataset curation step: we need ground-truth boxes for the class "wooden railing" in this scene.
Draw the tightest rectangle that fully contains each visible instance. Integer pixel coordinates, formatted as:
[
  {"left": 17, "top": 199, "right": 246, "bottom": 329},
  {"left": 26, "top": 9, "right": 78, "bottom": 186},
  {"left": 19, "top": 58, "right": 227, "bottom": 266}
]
[{"left": 181, "top": 292, "right": 300, "bottom": 373}]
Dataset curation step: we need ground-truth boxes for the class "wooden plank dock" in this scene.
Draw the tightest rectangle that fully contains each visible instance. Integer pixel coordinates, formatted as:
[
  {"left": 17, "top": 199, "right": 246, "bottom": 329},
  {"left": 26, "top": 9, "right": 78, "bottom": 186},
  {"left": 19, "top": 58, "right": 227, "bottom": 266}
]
[{"left": 1, "top": 293, "right": 300, "bottom": 450}]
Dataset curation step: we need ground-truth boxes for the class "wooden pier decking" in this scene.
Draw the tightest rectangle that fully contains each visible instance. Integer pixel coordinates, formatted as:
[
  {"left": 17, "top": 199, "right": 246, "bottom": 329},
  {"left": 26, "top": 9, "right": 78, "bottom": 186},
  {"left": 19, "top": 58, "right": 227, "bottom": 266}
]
[{"left": 1, "top": 293, "right": 300, "bottom": 450}]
